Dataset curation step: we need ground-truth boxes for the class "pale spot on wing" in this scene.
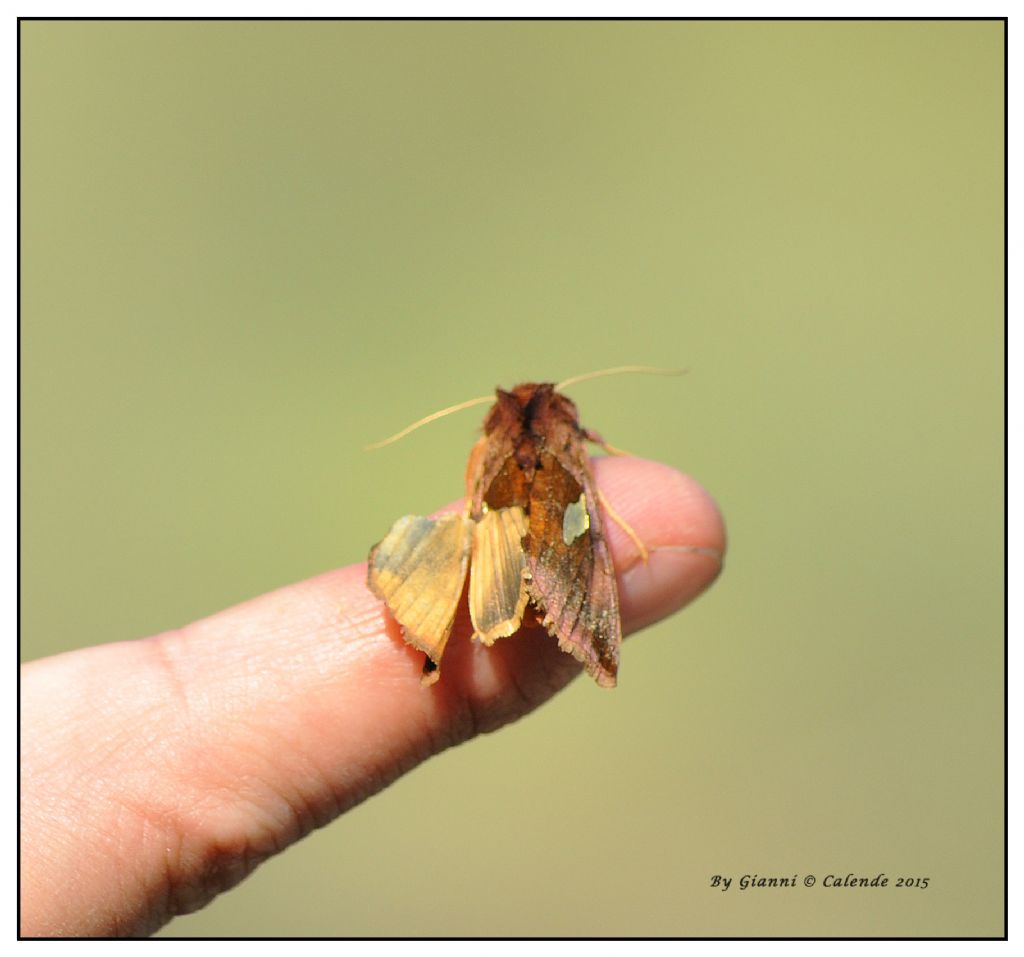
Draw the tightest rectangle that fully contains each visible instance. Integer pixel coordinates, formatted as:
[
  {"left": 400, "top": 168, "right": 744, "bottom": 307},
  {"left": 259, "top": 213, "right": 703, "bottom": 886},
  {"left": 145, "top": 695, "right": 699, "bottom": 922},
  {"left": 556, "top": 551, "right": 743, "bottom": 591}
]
[{"left": 561, "top": 492, "right": 590, "bottom": 545}]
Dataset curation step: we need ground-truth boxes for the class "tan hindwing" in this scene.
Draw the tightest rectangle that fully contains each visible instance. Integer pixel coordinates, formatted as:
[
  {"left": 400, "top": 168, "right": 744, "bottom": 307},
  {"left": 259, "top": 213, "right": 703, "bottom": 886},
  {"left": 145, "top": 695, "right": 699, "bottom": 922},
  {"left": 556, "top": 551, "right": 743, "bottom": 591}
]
[
  {"left": 469, "top": 506, "right": 529, "bottom": 645},
  {"left": 368, "top": 513, "right": 473, "bottom": 681}
]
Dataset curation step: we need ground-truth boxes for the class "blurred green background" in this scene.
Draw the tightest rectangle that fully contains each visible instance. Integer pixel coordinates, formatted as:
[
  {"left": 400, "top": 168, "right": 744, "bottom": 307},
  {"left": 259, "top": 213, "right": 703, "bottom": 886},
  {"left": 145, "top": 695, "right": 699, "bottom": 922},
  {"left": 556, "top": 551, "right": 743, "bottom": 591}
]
[{"left": 21, "top": 20, "right": 1003, "bottom": 937}]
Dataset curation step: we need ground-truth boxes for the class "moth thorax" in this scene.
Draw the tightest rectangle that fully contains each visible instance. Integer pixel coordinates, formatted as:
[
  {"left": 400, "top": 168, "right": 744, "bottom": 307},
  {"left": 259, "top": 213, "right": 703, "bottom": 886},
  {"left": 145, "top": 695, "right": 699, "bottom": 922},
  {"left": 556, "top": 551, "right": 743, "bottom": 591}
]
[{"left": 514, "top": 435, "right": 540, "bottom": 473}]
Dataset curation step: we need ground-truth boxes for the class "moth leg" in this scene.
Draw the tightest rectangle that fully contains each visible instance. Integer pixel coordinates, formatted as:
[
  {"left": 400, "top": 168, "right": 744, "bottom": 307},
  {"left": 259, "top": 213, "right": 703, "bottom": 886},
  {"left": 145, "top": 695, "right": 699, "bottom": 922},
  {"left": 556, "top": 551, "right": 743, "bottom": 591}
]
[
  {"left": 583, "top": 428, "right": 636, "bottom": 459},
  {"left": 596, "top": 488, "right": 649, "bottom": 565}
]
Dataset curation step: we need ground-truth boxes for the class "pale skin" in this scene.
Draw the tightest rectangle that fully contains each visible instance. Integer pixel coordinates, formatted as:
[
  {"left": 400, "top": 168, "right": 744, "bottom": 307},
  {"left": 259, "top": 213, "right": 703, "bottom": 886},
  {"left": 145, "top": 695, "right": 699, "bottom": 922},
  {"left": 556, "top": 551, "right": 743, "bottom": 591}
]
[{"left": 20, "top": 457, "right": 726, "bottom": 937}]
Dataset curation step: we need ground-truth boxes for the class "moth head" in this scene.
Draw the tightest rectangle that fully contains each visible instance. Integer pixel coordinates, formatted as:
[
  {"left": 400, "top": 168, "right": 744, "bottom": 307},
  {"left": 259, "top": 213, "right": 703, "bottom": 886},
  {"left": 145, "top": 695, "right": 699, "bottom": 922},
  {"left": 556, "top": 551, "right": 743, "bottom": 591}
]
[
  {"left": 486, "top": 383, "right": 581, "bottom": 436},
  {"left": 366, "top": 366, "right": 684, "bottom": 450}
]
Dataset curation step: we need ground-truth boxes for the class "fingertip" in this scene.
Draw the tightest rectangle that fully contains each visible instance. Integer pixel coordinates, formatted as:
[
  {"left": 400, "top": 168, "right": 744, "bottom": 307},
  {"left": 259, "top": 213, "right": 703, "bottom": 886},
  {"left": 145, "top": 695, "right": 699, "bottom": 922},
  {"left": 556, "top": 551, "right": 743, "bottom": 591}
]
[{"left": 592, "top": 457, "right": 726, "bottom": 633}]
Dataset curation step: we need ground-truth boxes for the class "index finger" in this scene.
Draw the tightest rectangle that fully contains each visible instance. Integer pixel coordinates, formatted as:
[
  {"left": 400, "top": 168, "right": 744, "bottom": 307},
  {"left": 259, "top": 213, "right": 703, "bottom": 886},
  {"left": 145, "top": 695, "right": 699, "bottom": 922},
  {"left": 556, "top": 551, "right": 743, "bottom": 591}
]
[{"left": 20, "top": 456, "right": 724, "bottom": 936}]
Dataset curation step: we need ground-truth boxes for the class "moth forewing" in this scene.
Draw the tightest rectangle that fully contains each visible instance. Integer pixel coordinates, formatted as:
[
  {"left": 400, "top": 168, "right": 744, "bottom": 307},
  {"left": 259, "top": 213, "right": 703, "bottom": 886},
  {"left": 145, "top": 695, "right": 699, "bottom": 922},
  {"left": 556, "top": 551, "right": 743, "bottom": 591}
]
[
  {"left": 523, "top": 449, "right": 621, "bottom": 688},
  {"left": 469, "top": 506, "right": 529, "bottom": 645},
  {"left": 367, "top": 513, "right": 473, "bottom": 680}
]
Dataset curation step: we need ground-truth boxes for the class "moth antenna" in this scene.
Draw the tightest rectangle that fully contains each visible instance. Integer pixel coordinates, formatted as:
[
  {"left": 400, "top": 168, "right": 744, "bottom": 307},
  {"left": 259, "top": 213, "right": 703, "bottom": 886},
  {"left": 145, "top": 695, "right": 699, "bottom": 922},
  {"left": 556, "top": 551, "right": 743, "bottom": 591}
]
[
  {"left": 556, "top": 365, "right": 687, "bottom": 391},
  {"left": 365, "top": 394, "right": 494, "bottom": 450}
]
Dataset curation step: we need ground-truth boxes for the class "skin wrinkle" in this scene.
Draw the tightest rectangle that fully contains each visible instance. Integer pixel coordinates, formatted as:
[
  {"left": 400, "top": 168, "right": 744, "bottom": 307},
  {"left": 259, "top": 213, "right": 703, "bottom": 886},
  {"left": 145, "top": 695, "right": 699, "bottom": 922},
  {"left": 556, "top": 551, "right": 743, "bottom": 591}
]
[
  {"left": 261, "top": 745, "right": 342, "bottom": 840},
  {"left": 168, "top": 834, "right": 261, "bottom": 922},
  {"left": 287, "top": 744, "right": 347, "bottom": 834},
  {"left": 189, "top": 730, "right": 334, "bottom": 850},
  {"left": 141, "top": 628, "right": 193, "bottom": 721},
  {"left": 120, "top": 782, "right": 234, "bottom": 929},
  {"left": 164, "top": 752, "right": 302, "bottom": 919}
]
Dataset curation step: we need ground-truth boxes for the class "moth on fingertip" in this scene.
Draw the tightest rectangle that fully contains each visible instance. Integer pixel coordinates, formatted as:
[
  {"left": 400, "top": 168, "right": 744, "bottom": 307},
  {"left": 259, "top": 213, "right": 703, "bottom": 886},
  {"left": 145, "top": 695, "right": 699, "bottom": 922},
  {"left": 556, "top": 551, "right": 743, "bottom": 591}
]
[{"left": 367, "top": 367, "right": 682, "bottom": 687}]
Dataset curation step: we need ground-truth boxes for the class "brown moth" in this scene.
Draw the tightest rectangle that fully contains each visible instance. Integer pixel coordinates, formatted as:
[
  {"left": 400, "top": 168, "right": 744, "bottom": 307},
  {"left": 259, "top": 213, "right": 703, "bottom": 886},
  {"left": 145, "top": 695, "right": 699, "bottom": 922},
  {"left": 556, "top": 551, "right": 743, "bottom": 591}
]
[{"left": 368, "top": 372, "right": 668, "bottom": 687}]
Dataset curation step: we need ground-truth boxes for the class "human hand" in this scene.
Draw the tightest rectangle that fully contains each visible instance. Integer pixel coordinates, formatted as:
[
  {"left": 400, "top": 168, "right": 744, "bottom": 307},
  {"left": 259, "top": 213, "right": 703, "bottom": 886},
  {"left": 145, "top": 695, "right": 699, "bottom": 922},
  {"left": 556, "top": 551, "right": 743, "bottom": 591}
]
[{"left": 20, "top": 457, "right": 725, "bottom": 937}]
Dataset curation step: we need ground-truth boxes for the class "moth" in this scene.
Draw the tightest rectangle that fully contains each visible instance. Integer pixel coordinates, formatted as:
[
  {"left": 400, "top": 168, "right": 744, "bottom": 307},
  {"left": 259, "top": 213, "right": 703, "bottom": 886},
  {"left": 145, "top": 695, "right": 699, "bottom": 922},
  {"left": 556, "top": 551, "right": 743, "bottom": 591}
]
[{"left": 367, "top": 368, "right": 673, "bottom": 687}]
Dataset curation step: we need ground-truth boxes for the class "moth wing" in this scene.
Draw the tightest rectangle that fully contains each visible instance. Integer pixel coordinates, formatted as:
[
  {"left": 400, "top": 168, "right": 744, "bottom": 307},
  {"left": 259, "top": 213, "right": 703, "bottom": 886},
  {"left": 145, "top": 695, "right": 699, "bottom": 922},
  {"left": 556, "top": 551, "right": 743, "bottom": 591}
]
[
  {"left": 469, "top": 506, "right": 529, "bottom": 645},
  {"left": 368, "top": 513, "right": 473, "bottom": 682},
  {"left": 524, "top": 453, "right": 621, "bottom": 688}
]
